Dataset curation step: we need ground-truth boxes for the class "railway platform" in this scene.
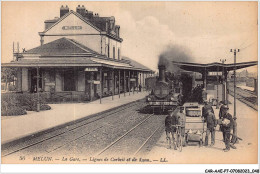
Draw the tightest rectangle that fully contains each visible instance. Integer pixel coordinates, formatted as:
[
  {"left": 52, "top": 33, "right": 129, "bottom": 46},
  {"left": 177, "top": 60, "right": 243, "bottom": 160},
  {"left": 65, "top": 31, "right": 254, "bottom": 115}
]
[
  {"left": 147, "top": 94, "right": 258, "bottom": 163},
  {"left": 1, "top": 91, "right": 149, "bottom": 145}
]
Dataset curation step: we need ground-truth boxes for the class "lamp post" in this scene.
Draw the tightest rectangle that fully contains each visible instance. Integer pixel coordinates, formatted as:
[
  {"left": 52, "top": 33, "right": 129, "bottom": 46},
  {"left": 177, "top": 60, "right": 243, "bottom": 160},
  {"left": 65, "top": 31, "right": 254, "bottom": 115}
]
[
  {"left": 36, "top": 66, "right": 40, "bottom": 112},
  {"left": 230, "top": 49, "right": 239, "bottom": 119},
  {"left": 230, "top": 49, "right": 239, "bottom": 144},
  {"left": 216, "top": 63, "right": 219, "bottom": 109},
  {"left": 220, "top": 59, "right": 226, "bottom": 105}
]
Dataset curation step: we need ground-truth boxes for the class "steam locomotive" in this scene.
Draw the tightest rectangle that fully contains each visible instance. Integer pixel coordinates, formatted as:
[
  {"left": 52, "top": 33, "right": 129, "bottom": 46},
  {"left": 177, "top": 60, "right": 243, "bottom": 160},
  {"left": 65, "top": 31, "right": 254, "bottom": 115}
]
[{"left": 146, "top": 65, "right": 183, "bottom": 112}]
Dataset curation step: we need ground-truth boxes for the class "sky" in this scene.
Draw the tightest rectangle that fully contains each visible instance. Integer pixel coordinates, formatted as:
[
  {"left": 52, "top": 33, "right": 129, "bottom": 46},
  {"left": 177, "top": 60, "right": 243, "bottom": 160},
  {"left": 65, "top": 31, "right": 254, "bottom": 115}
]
[{"left": 1, "top": 1, "right": 258, "bottom": 73}]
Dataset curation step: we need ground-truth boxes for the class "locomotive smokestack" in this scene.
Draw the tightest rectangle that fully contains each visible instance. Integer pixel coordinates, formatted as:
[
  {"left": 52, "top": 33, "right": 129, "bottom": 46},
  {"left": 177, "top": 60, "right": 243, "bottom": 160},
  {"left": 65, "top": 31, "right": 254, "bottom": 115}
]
[{"left": 158, "top": 65, "right": 166, "bottom": 82}]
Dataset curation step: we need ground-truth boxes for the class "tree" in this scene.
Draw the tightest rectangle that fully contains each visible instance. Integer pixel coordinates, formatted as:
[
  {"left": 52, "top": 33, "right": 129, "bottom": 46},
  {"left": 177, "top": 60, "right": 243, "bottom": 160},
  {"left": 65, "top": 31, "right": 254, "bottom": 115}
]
[{"left": 1, "top": 68, "right": 17, "bottom": 91}]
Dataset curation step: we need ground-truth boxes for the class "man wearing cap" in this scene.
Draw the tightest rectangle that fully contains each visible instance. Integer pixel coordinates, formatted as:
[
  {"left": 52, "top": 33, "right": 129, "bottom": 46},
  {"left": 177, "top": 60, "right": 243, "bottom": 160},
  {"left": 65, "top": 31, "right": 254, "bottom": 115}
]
[
  {"left": 221, "top": 105, "right": 234, "bottom": 152},
  {"left": 219, "top": 102, "right": 227, "bottom": 141},
  {"left": 165, "top": 109, "right": 178, "bottom": 150},
  {"left": 204, "top": 110, "right": 217, "bottom": 146},
  {"left": 202, "top": 101, "right": 215, "bottom": 120},
  {"left": 177, "top": 106, "right": 186, "bottom": 146}
]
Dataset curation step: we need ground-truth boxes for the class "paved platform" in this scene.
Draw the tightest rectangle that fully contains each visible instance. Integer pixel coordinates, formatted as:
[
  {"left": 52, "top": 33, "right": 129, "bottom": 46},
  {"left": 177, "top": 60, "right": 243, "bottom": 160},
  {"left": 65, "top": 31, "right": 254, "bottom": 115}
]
[
  {"left": 237, "top": 85, "right": 255, "bottom": 92},
  {"left": 1, "top": 91, "right": 149, "bottom": 144},
  {"left": 147, "top": 94, "right": 258, "bottom": 164}
]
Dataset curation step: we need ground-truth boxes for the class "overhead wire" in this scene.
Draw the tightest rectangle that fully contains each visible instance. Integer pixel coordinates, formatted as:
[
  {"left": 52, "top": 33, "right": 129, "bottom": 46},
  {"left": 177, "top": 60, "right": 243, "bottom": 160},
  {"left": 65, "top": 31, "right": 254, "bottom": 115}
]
[
  {"left": 239, "top": 41, "right": 256, "bottom": 51},
  {"left": 238, "top": 38, "right": 249, "bottom": 48}
]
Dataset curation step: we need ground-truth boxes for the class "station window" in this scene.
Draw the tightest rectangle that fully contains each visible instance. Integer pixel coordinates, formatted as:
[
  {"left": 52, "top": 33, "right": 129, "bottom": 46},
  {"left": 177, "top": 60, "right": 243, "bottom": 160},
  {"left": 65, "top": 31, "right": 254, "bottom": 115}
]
[
  {"left": 113, "top": 46, "right": 115, "bottom": 59},
  {"left": 118, "top": 48, "right": 120, "bottom": 60},
  {"left": 107, "top": 45, "right": 110, "bottom": 58}
]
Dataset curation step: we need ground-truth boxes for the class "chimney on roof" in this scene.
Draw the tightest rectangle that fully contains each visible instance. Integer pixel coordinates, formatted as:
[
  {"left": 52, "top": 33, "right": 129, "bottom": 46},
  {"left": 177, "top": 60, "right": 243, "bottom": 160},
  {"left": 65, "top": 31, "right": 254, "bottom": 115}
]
[
  {"left": 60, "top": 5, "right": 69, "bottom": 18},
  {"left": 86, "top": 11, "right": 93, "bottom": 19},
  {"left": 76, "top": 5, "right": 86, "bottom": 17}
]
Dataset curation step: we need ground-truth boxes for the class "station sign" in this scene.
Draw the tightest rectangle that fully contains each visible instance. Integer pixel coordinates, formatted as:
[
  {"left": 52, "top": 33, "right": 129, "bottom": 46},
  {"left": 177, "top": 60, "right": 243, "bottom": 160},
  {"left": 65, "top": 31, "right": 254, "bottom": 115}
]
[
  {"left": 45, "top": 82, "right": 55, "bottom": 86},
  {"left": 130, "top": 78, "right": 136, "bottom": 81},
  {"left": 85, "top": 67, "right": 98, "bottom": 72},
  {"left": 87, "top": 80, "right": 100, "bottom": 84},
  {"left": 93, "top": 81, "right": 100, "bottom": 85},
  {"left": 62, "top": 26, "right": 82, "bottom": 30},
  {"left": 208, "top": 72, "right": 222, "bottom": 76}
]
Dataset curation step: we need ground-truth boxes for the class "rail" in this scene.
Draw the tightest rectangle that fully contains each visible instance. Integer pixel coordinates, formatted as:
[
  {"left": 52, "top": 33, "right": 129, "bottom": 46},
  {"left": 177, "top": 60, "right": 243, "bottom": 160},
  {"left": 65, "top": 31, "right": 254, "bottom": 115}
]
[
  {"left": 95, "top": 114, "right": 154, "bottom": 156},
  {"left": 229, "top": 89, "right": 257, "bottom": 111},
  {"left": 2, "top": 101, "right": 143, "bottom": 157}
]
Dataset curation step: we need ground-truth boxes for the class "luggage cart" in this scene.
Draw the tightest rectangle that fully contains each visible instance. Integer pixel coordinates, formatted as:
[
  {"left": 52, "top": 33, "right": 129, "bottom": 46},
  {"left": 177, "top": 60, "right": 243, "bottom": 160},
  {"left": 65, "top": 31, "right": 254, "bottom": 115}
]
[{"left": 184, "top": 103, "right": 206, "bottom": 147}]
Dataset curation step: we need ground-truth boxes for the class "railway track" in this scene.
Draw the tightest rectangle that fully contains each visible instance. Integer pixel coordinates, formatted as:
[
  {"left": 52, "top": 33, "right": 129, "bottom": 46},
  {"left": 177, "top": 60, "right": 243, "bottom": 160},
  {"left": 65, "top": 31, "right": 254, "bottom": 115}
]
[
  {"left": 96, "top": 114, "right": 165, "bottom": 157},
  {"left": 2, "top": 99, "right": 146, "bottom": 158},
  {"left": 228, "top": 85, "right": 257, "bottom": 111}
]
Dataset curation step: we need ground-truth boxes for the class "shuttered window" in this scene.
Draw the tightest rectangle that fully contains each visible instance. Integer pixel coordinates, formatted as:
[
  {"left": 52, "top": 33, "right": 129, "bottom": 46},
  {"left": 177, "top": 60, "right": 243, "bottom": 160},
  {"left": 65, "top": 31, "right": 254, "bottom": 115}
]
[
  {"left": 118, "top": 48, "right": 120, "bottom": 60},
  {"left": 113, "top": 46, "right": 115, "bottom": 59}
]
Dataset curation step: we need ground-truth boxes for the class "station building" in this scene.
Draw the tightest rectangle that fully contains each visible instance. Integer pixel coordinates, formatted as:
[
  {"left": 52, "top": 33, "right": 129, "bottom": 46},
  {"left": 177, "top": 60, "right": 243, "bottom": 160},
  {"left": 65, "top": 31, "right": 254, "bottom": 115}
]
[{"left": 3, "top": 5, "right": 154, "bottom": 102}]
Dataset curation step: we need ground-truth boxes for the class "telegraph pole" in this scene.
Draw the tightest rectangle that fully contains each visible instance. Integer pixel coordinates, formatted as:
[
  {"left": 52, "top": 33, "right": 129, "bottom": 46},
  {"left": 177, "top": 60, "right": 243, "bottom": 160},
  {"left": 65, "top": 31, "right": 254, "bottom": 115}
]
[
  {"left": 216, "top": 64, "right": 219, "bottom": 108},
  {"left": 36, "top": 66, "right": 40, "bottom": 112},
  {"left": 230, "top": 49, "right": 239, "bottom": 119},
  {"left": 230, "top": 48, "right": 239, "bottom": 144},
  {"left": 220, "top": 59, "right": 226, "bottom": 105}
]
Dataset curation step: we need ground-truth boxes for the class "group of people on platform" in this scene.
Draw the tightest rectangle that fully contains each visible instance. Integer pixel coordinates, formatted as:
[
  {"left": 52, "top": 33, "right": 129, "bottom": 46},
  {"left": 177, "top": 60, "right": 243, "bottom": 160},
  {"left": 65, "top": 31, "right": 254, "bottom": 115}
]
[{"left": 165, "top": 100, "right": 237, "bottom": 152}]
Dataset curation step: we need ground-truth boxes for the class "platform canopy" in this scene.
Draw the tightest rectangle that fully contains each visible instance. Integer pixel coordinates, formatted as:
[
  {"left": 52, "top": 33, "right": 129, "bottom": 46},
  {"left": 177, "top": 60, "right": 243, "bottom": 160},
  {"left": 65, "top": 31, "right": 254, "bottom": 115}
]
[{"left": 172, "top": 61, "right": 258, "bottom": 73}]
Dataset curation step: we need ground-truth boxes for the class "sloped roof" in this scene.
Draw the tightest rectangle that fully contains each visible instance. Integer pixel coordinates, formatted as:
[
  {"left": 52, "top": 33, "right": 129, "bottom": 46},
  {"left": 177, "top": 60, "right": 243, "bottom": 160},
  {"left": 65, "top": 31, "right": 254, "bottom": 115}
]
[
  {"left": 3, "top": 38, "right": 153, "bottom": 72},
  {"left": 2, "top": 58, "right": 99, "bottom": 67},
  {"left": 25, "top": 37, "right": 99, "bottom": 57},
  {"left": 172, "top": 61, "right": 258, "bottom": 72},
  {"left": 41, "top": 10, "right": 101, "bottom": 34},
  {"left": 122, "top": 56, "right": 153, "bottom": 72},
  {"left": 40, "top": 10, "right": 123, "bottom": 42}
]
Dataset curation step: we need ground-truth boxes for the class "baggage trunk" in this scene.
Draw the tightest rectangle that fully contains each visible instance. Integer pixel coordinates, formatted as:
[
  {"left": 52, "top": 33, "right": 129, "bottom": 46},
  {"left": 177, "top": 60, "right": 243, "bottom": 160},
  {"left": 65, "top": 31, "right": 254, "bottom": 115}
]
[{"left": 186, "top": 133, "right": 202, "bottom": 142}]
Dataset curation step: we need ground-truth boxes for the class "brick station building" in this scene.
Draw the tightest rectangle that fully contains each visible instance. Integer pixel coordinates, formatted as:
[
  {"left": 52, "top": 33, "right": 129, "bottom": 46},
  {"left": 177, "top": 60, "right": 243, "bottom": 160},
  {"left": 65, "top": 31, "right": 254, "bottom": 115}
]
[{"left": 3, "top": 5, "right": 153, "bottom": 102}]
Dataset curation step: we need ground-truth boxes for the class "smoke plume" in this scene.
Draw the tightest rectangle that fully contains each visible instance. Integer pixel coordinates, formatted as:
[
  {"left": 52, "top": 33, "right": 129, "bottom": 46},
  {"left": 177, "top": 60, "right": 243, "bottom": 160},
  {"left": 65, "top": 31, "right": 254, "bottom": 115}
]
[{"left": 158, "top": 44, "right": 193, "bottom": 73}]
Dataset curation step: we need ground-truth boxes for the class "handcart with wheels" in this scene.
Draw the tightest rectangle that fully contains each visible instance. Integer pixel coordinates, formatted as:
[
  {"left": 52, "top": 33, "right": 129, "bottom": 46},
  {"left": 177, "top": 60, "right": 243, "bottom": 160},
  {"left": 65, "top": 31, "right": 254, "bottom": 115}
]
[{"left": 183, "top": 102, "right": 206, "bottom": 147}]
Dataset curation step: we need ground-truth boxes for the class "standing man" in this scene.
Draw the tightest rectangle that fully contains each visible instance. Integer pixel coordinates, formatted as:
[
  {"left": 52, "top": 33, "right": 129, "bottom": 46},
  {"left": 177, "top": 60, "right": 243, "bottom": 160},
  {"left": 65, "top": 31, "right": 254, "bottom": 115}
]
[
  {"left": 139, "top": 84, "right": 142, "bottom": 92},
  {"left": 219, "top": 102, "right": 226, "bottom": 141},
  {"left": 204, "top": 110, "right": 217, "bottom": 146},
  {"left": 165, "top": 109, "right": 178, "bottom": 150},
  {"left": 177, "top": 106, "right": 186, "bottom": 146},
  {"left": 202, "top": 101, "right": 214, "bottom": 120},
  {"left": 221, "top": 105, "right": 234, "bottom": 152}
]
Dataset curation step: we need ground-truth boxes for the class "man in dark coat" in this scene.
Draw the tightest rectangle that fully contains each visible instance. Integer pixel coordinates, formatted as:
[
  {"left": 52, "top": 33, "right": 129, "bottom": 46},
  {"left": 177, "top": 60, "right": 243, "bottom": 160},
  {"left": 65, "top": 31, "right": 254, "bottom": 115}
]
[
  {"left": 204, "top": 110, "right": 217, "bottom": 146},
  {"left": 202, "top": 101, "right": 214, "bottom": 120},
  {"left": 219, "top": 102, "right": 226, "bottom": 141},
  {"left": 221, "top": 105, "right": 234, "bottom": 152},
  {"left": 165, "top": 109, "right": 179, "bottom": 150}
]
